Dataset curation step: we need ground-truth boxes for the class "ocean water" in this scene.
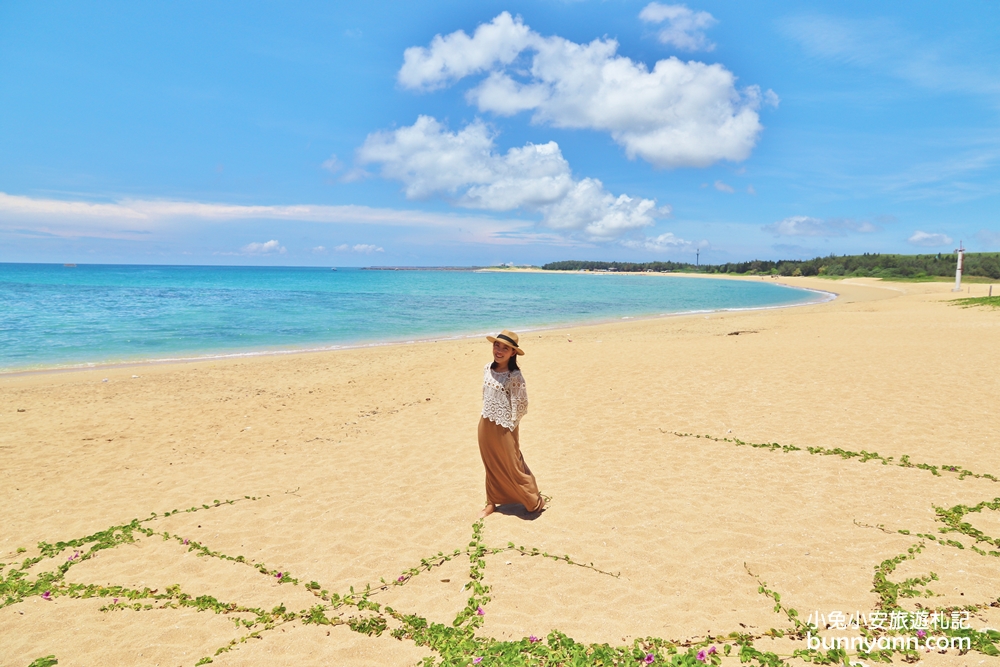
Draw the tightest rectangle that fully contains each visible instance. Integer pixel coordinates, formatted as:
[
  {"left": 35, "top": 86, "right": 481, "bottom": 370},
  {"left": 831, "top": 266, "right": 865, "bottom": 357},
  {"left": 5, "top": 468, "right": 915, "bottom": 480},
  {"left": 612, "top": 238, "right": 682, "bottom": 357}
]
[{"left": 0, "top": 264, "right": 824, "bottom": 372}]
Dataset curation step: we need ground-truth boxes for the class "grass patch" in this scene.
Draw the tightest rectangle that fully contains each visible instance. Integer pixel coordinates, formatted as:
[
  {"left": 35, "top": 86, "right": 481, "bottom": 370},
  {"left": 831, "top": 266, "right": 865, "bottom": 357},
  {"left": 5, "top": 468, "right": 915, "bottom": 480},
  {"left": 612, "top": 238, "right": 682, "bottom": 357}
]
[{"left": 952, "top": 296, "right": 1000, "bottom": 309}]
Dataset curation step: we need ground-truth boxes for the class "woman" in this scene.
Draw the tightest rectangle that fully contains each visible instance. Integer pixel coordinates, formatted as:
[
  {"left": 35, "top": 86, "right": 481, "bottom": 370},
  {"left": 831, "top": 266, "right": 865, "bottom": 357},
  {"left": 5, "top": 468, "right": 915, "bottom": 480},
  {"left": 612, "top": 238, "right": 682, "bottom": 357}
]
[{"left": 478, "top": 329, "right": 544, "bottom": 518}]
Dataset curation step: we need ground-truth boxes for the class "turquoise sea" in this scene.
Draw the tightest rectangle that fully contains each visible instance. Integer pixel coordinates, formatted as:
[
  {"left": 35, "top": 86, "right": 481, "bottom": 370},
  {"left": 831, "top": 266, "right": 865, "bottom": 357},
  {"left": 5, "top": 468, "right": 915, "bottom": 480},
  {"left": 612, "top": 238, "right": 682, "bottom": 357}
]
[{"left": 0, "top": 264, "right": 826, "bottom": 372}]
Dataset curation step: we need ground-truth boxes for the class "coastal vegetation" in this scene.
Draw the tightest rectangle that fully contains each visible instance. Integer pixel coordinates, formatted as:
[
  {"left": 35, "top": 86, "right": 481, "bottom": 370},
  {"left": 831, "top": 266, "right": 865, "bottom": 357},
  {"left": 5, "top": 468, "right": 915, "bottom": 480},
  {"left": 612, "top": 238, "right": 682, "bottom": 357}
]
[
  {"left": 7, "top": 433, "right": 1000, "bottom": 666},
  {"left": 543, "top": 252, "right": 1000, "bottom": 281},
  {"left": 951, "top": 295, "right": 1000, "bottom": 309}
]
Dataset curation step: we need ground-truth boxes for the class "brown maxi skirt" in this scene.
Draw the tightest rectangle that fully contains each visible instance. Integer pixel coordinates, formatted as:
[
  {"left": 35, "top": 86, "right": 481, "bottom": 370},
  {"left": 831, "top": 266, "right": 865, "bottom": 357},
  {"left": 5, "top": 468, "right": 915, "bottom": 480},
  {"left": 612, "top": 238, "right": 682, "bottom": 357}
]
[{"left": 477, "top": 416, "right": 542, "bottom": 511}]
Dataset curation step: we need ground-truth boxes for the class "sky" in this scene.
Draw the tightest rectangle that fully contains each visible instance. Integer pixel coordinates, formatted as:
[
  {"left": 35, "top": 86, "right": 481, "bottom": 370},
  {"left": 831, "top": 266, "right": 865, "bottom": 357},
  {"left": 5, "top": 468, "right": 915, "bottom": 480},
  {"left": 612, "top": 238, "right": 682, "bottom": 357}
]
[{"left": 1, "top": 1, "right": 999, "bottom": 267}]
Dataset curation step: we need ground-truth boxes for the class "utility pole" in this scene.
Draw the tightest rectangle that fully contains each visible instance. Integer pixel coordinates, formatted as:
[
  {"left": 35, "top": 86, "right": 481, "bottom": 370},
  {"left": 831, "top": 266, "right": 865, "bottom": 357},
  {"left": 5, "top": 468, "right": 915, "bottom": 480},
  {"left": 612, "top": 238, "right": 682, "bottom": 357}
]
[
  {"left": 952, "top": 241, "right": 965, "bottom": 292},
  {"left": 696, "top": 249, "right": 700, "bottom": 267}
]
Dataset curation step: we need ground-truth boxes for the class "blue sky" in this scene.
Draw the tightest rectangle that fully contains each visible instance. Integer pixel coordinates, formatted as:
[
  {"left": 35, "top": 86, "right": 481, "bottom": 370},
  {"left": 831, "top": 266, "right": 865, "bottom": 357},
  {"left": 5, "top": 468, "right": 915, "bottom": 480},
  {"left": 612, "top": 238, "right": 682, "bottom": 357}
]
[{"left": 1, "top": 1, "right": 998, "bottom": 266}]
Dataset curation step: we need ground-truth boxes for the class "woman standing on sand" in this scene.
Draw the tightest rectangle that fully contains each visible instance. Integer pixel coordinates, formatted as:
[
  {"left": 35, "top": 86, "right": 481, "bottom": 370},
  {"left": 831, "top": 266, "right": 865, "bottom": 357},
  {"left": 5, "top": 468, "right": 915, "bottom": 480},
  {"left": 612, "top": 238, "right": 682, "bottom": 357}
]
[{"left": 478, "top": 330, "right": 544, "bottom": 518}]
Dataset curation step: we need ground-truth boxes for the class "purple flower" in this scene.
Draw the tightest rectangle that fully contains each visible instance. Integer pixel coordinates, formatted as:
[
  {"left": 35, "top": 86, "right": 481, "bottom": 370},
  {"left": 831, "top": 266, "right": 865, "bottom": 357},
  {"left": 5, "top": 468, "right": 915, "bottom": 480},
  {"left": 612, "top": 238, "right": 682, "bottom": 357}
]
[
  {"left": 644, "top": 653, "right": 655, "bottom": 664},
  {"left": 397, "top": 576, "right": 406, "bottom": 582},
  {"left": 529, "top": 635, "right": 540, "bottom": 643},
  {"left": 473, "top": 658, "right": 483, "bottom": 664},
  {"left": 476, "top": 606, "right": 485, "bottom": 616},
  {"left": 41, "top": 591, "right": 51, "bottom": 600},
  {"left": 917, "top": 630, "right": 927, "bottom": 638},
  {"left": 183, "top": 539, "right": 189, "bottom": 545},
  {"left": 275, "top": 572, "right": 283, "bottom": 579},
  {"left": 696, "top": 650, "right": 707, "bottom": 663},
  {"left": 113, "top": 598, "right": 118, "bottom": 604},
  {"left": 707, "top": 646, "right": 717, "bottom": 655}
]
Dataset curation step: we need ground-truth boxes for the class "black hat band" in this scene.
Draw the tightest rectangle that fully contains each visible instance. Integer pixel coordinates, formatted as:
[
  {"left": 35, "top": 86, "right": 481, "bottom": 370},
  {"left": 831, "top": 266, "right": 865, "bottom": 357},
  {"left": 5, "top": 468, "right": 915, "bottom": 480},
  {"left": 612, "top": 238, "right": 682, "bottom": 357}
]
[{"left": 496, "top": 333, "right": 519, "bottom": 348}]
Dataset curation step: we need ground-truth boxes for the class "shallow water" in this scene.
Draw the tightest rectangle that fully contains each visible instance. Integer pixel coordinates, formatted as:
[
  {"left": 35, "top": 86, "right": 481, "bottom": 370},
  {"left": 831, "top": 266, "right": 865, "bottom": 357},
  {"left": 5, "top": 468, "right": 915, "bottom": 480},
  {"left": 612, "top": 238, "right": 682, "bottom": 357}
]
[{"left": 0, "top": 264, "right": 821, "bottom": 371}]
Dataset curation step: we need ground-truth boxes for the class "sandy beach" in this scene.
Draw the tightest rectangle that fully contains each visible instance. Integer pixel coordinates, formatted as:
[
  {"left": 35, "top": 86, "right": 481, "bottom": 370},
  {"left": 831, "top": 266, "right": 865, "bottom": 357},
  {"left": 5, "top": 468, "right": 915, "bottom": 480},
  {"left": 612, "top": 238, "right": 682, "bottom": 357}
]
[{"left": 3, "top": 276, "right": 999, "bottom": 666}]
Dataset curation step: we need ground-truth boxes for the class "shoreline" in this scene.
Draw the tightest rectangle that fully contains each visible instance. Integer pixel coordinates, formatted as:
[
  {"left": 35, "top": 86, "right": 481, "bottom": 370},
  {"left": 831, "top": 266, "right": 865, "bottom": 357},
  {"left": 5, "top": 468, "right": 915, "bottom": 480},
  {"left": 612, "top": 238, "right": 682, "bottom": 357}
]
[
  {"left": 0, "top": 277, "right": 835, "bottom": 378},
  {"left": 5, "top": 276, "right": 1000, "bottom": 665}
]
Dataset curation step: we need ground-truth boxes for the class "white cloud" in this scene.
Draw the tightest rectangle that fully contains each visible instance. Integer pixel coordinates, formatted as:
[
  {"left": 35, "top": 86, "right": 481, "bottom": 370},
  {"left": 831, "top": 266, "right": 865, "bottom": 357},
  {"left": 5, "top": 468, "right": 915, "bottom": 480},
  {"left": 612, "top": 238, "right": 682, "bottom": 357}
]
[
  {"left": 908, "top": 230, "right": 953, "bottom": 247},
  {"left": 621, "top": 232, "right": 694, "bottom": 252},
  {"left": 398, "top": 11, "right": 535, "bottom": 91},
  {"left": 639, "top": 3, "right": 717, "bottom": 52},
  {"left": 242, "top": 239, "right": 286, "bottom": 254},
  {"left": 747, "top": 185, "right": 757, "bottom": 195},
  {"left": 399, "top": 13, "right": 771, "bottom": 168},
  {"left": 763, "top": 215, "right": 878, "bottom": 237},
  {"left": 312, "top": 245, "right": 326, "bottom": 253},
  {"left": 336, "top": 243, "right": 384, "bottom": 253},
  {"left": 714, "top": 180, "right": 734, "bottom": 193},
  {"left": 320, "top": 154, "right": 342, "bottom": 174},
  {"left": 356, "top": 116, "right": 667, "bottom": 239},
  {"left": 0, "top": 191, "right": 540, "bottom": 245}
]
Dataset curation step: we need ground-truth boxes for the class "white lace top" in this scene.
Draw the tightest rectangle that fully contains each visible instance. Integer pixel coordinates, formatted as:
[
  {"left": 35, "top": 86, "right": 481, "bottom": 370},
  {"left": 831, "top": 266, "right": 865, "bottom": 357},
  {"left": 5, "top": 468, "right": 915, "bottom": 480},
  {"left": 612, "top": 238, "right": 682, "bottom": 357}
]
[{"left": 481, "top": 363, "right": 528, "bottom": 431}]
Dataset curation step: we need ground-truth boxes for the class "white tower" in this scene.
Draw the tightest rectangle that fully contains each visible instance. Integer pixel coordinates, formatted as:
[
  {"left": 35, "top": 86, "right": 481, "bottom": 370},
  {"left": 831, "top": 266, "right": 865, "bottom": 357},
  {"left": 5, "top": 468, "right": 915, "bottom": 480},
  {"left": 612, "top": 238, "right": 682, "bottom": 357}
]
[{"left": 952, "top": 241, "right": 965, "bottom": 292}]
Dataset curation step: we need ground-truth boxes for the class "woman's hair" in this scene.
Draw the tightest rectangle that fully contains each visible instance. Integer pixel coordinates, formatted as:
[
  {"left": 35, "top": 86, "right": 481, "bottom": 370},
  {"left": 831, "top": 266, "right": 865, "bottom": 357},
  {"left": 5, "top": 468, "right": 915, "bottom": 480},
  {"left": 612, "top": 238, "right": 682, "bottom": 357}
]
[{"left": 491, "top": 353, "right": 519, "bottom": 372}]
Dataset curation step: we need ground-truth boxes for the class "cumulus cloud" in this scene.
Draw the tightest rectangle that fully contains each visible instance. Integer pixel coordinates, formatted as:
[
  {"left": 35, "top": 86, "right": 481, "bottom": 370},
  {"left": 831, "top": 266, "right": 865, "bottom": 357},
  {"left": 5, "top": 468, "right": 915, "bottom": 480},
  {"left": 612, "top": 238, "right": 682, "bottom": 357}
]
[
  {"left": 398, "top": 12, "right": 771, "bottom": 168},
  {"left": 398, "top": 12, "right": 535, "bottom": 91},
  {"left": 763, "top": 215, "right": 878, "bottom": 237},
  {"left": 620, "top": 232, "right": 695, "bottom": 252},
  {"left": 908, "top": 230, "right": 953, "bottom": 247},
  {"left": 336, "top": 243, "right": 384, "bottom": 253},
  {"left": 639, "top": 3, "right": 717, "bottom": 52},
  {"left": 242, "top": 239, "right": 286, "bottom": 254},
  {"left": 357, "top": 116, "right": 667, "bottom": 239},
  {"left": 714, "top": 180, "right": 734, "bottom": 193}
]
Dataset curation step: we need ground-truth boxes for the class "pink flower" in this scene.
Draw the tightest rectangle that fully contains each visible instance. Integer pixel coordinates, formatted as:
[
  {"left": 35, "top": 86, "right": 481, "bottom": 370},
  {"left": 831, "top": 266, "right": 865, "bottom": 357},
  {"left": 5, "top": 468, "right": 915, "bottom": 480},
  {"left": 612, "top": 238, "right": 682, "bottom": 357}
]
[
  {"left": 397, "top": 576, "right": 406, "bottom": 582},
  {"left": 275, "top": 572, "right": 283, "bottom": 579},
  {"left": 917, "top": 630, "right": 927, "bottom": 638},
  {"left": 183, "top": 539, "right": 189, "bottom": 545},
  {"left": 644, "top": 653, "right": 655, "bottom": 664},
  {"left": 41, "top": 591, "right": 51, "bottom": 600},
  {"left": 696, "top": 650, "right": 707, "bottom": 663},
  {"left": 476, "top": 606, "right": 485, "bottom": 616},
  {"left": 113, "top": 598, "right": 118, "bottom": 603},
  {"left": 707, "top": 646, "right": 717, "bottom": 655},
  {"left": 529, "top": 635, "right": 540, "bottom": 643},
  {"left": 473, "top": 658, "right": 482, "bottom": 664}
]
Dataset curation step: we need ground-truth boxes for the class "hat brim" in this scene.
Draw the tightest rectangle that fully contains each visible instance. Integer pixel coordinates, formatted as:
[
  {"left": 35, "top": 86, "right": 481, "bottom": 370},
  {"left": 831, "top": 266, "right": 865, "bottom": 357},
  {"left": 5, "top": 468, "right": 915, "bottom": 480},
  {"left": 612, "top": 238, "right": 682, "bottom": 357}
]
[{"left": 487, "top": 335, "right": 525, "bottom": 355}]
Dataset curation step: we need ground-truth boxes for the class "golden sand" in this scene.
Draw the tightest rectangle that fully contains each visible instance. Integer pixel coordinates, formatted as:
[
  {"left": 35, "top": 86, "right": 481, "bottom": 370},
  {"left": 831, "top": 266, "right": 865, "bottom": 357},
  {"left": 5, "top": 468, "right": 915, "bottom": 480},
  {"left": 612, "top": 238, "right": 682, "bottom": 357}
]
[{"left": 2, "top": 277, "right": 999, "bottom": 666}]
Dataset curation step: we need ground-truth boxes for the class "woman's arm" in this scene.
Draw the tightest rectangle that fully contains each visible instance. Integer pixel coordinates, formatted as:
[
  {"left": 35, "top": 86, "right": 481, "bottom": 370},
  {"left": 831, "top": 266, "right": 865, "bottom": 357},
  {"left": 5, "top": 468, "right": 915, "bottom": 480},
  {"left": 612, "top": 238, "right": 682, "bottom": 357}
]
[{"left": 509, "top": 373, "right": 528, "bottom": 425}]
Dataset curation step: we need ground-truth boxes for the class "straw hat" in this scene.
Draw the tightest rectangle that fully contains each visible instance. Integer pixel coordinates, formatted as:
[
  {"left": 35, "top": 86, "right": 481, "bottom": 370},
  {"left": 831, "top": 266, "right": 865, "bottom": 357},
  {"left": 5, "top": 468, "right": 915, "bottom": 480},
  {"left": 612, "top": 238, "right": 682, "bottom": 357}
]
[{"left": 486, "top": 330, "right": 525, "bottom": 355}]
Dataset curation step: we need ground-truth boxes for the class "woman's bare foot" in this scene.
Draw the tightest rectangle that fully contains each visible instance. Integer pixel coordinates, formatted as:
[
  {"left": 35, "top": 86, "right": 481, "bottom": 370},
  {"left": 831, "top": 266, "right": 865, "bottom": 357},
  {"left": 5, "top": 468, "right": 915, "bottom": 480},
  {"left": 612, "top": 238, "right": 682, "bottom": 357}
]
[{"left": 478, "top": 503, "right": 495, "bottom": 518}]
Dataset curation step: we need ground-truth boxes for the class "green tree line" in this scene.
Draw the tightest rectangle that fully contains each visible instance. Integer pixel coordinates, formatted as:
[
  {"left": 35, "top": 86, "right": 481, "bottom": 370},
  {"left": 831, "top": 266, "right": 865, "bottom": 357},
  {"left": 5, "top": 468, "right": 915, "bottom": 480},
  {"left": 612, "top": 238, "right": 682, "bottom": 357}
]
[{"left": 542, "top": 252, "right": 1000, "bottom": 279}]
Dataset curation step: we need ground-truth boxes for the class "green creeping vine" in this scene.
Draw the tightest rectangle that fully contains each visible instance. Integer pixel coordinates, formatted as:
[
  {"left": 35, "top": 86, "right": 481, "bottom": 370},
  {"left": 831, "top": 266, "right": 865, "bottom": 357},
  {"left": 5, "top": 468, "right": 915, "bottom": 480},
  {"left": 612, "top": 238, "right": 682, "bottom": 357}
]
[
  {"left": 3, "top": 499, "right": 728, "bottom": 667},
  {"left": 667, "top": 431, "right": 999, "bottom": 482},
  {"left": 8, "top": 433, "right": 1000, "bottom": 666},
  {"left": 671, "top": 431, "right": 1000, "bottom": 664},
  {"left": 27, "top": 658, "right": 58, "bottom": 667}
]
